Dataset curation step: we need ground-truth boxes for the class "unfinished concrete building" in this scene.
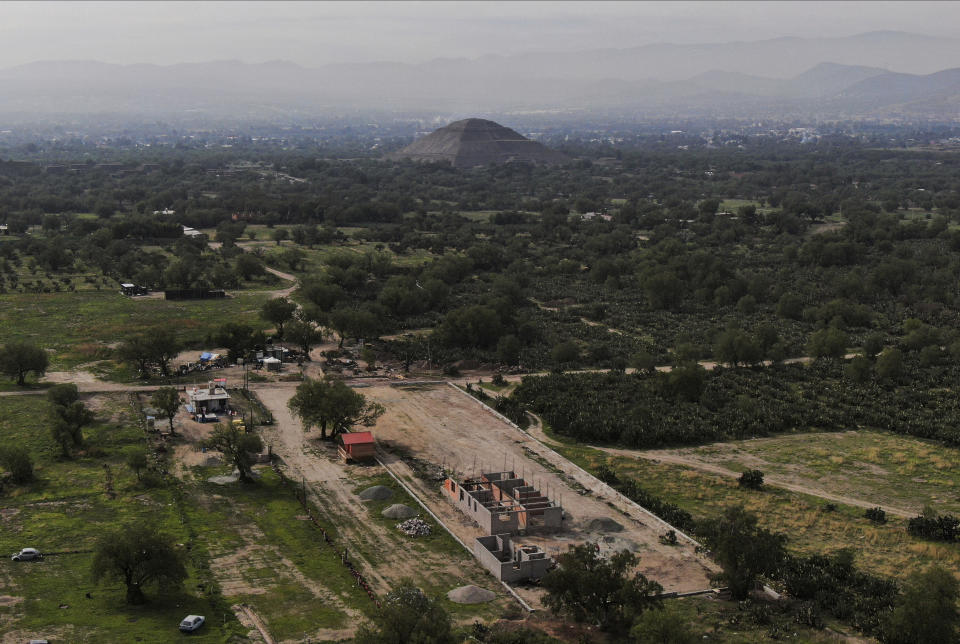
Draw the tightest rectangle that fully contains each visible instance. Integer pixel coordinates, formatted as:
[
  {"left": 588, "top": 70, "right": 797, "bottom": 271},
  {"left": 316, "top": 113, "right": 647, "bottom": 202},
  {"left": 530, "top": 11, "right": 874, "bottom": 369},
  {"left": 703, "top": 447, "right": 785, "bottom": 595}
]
[
  {"left": 443, "top": 471, "right": 563, "bottom": 534},
  {"left": 474, "top": 534, "right": 553, "bottom": 582}
]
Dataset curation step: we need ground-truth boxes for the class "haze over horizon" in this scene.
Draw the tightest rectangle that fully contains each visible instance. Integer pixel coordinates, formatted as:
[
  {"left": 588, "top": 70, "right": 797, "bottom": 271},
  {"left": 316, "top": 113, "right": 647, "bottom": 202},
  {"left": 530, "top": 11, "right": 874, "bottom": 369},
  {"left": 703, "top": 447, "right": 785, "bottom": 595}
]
[{"left": 1, "top": 1, "right": 958, "bottom": 69}]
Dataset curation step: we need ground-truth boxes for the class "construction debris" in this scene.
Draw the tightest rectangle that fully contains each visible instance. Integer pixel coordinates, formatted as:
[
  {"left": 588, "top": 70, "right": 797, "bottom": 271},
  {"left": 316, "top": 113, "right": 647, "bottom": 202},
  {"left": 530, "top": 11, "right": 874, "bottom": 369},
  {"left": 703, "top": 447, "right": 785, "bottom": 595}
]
[{"left": 396, "top": 518, "right": 431, "bottom": 537}]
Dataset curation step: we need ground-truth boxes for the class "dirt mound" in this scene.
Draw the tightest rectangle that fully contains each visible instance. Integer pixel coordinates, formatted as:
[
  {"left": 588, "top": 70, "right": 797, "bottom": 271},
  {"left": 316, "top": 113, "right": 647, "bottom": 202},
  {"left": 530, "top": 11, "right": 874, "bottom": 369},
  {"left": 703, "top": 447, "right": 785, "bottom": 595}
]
[
  {"left": 447, "top": 585, "right": 496, "bottom": 604},
  {"left": 359, "top": 485, "right": 394, "bottom": 501},
  {"left": 588, "top": 517, "right": 624, "bottom": 532},
  {"left": 382, "top": 504, "right": 417, "bottom": 519}
]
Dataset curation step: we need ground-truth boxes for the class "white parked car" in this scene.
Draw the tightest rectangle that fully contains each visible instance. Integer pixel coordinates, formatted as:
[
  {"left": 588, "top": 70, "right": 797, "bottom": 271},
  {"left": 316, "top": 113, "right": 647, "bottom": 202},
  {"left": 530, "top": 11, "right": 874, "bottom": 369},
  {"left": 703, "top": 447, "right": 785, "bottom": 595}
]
[
  {"left": 11, "top": 548, "right": 42, "bottom": 561},
  {"left": 179, "top": 615, "right": 205, "bottom": 632}
]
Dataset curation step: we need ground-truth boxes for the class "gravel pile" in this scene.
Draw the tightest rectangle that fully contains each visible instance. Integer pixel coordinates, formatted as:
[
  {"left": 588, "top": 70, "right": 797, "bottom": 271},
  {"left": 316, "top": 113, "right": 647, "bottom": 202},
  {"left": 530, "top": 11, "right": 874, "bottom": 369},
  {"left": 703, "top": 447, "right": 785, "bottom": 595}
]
[
  {"left": 447, "top": 585, "right": 495, "bottom": 604},
  {"left": 396, "top": 518, "right": 431, "bottom": 536},
  {"left": 382, "top": 504, "right": 417, "bottom": 519},
  {"left": 359, "top": 485, "right": 394, "bottom": 501},
  {"left": 588, "top": 517, "right": 624, "bottom": 533}
]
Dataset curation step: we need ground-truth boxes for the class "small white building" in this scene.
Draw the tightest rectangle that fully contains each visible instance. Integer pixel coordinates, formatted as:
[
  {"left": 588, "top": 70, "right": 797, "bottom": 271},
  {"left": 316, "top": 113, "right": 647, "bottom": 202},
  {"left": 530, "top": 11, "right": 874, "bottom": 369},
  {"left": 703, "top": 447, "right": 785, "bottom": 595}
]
[
  {"left": 188, "top": 382, "right": 231, "bottom": 413},
  {"left": 182, "top": 226, "right": 203, "bottom": 238}
]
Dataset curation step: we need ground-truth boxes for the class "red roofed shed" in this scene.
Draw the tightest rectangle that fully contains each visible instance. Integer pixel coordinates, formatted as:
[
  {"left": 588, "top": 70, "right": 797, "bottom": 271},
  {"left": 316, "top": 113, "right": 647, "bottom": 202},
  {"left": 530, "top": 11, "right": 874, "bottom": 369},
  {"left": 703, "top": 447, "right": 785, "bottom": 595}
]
[{"left": 338, "top": 431, "right": 376, "bottom": 463}]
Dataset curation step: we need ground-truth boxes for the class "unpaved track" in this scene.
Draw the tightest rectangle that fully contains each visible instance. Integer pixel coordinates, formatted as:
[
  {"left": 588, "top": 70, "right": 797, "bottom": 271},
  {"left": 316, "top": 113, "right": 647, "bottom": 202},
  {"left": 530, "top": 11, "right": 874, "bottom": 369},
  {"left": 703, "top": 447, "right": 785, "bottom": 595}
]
[
  {"left": 601, "top": 446, "right": 916, "bottom": 519},
  {"left": 253, "top": 384, "right": 393, "bottom": 593},
  {"left": 364, "top": 383, "right": 717, "bottom": 594}
]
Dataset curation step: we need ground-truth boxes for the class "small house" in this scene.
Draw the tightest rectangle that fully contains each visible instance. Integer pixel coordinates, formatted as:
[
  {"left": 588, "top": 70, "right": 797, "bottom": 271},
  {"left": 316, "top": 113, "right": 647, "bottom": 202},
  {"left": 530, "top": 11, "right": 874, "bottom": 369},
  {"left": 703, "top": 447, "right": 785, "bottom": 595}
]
[
  {"left": 188, "top": 382, "right": 231, "bottom": 414},
  {"left": 338, "top": 431, "right": 375, "bottom": 463}
]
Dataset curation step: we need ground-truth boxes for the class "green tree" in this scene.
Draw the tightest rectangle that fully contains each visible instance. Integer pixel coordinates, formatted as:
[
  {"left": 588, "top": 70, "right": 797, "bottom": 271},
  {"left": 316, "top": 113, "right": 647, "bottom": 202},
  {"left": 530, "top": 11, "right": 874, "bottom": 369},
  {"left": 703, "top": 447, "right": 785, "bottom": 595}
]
[
  {"left": 845, "top": 355, "right": 873, "bottom": 383},
  {"left": 437, "top": 305, "right": 503, "bottom": 348},
  {"left": 714, "top": 328, "right": 762, "bottom": 366},
  {"left": 776, "top": 292, "right": 803, "bottom": 320},
  {"left": 631, "top": 606, "right": 697, "bottom": 643},
  {"left": 882, "top": 565, "right": 959, "bottom": 644},
  {"left": 875, "top": 348, "right": 904, "bottom": 382},
  {"left": 118, "top": 334, "right": 153, "bottom": 378},
  {"left": 49, "top": 399, "right": 94, "bottom": 457},
  {"left": 288, "top": 376, "right": 385, "bottom": 440},
  {"left": 235, "top": 253, "right": 266, "bottom": 281},
  {"left": 497, "top": 334, "right": 522, "bottom": 366},
  {"left": 668, "top": 362, "right": 706, "bottom": 402},
  {"left": 863, "top": 332, "right": 885, "bottom": 357},
  {"left": 542, "top": 543, "right": 662, "bottom": 633},
  {"left": 150, "top": 387, "right": 180, "bottom": 435},
  {"left": 0, "top": 341, "right": 49, "bottom": 386},
  {"left": 126, "top": 448, "right": 148, "bottom": 482},
  {"left": 630, "top": 351, "right": 658, "bottom": 373},
  {"left": 91, "top": 522, "right": 187, "bottom": 604},
  {"left": 203, "top": 421, "right": 263, "bottom": 482},
  {"left": 354, "top": 583, "right": 454, "bottom": 644},
  {"left": 285, "top": 320, "right": 323, "bottom": 358},
  {"left": 552, "top": 340, "right": 580, "bottom": 369},
  {"left": 271, "top": 228, "right": 288, "bottom": 245},
  {"left": 147, "top": 328, "right": 179, "bottom": 377},
  {"left": 214, "top": 322, "right": 259, "bottom": 362},
  {"left": 261, "top": 297, "right": 298, "bottom": 340},
  {"left": 0, "top": 446, "right": 34, "bottom": 484},
  {"left": 698, "top": 506, "right": 786, "bottom": 599},
  {"left": 807, "top": 327, "right": 848, "bottom": 360},
  {"left": 47, "top": 383, "right": 79, "bottom": 407}
]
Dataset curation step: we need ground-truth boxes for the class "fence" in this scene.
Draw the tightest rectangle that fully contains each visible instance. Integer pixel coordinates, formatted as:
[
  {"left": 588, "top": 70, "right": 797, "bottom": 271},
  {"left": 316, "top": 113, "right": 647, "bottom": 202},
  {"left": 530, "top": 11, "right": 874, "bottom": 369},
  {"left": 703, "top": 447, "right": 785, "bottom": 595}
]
[{"left": 270, "top": 461, "right": 380, "bottom": 608}]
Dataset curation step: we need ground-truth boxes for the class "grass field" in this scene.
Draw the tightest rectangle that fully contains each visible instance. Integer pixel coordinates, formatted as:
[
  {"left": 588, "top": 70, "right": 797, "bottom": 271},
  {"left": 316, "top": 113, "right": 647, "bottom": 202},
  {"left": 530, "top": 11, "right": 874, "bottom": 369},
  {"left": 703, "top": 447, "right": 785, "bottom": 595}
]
[
  {"left": 0, "top": 393, "right": 382, "bottom": 641},
  {"left": 0, "top": 290, "right": 271, "bottom": 370},
  {"left": 547, "top": 433, "right": 960, "bottom": 581},
  {"left": 675, "top": 430, "right": 960, "bottom": 515}
]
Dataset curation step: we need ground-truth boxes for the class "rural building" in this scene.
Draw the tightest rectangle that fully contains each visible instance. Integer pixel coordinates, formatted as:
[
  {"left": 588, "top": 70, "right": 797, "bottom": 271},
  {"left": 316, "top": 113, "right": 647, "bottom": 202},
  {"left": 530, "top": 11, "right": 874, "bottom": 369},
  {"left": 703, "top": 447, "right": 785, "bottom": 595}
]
[
  {"left": 119, "top": 283, "right": 148, "bottom": 296},
  {"left": 182, "top": 225, "right": 203, "bottom": 238},
  {"left": 474, "top": 534, "right": 553, "bottom": 582},
  {"left": 443, "top": 471, "right": 563, "bottom": 534},
  {"left": 0, "top": 224, "right": 8, "bottom": 235},
  {"left": 164, "top": 288, "right": 226, "bottom": 300},
  {"left": 339, "top": 431, "right": 376, "bottom": 463},
  {"left": 187, "top": 382, "right": 231, "bottom": 414}
]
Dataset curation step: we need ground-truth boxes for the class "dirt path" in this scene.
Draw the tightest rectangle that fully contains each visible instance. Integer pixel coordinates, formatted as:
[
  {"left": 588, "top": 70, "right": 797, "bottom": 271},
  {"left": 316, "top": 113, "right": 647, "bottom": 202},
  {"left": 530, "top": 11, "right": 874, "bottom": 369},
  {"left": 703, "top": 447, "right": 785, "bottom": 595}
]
[
  {"left": 598, "top": 446, "right": 916, "bottom": 519},
  {"left": 364, "top": 383, "right": 717, "bottom": 595},
  {"left": 252, "top": 384, "right": 393, "bottom": 594}
]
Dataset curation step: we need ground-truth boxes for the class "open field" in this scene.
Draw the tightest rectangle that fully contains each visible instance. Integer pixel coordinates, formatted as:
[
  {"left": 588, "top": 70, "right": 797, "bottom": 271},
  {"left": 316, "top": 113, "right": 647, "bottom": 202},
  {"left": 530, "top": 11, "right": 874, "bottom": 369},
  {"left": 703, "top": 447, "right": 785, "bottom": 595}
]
[
  {"left": 0, "top": 291, "right": 271, "bottom": 369},
  {"left": 546, "top": 434, "right": 960, "bottom": 581},
  {"left": 625, "top": 430, "right": 960, "bottom": 517},
  {"left": 362, "top": 383, "right": 717, "bottom": 605}
]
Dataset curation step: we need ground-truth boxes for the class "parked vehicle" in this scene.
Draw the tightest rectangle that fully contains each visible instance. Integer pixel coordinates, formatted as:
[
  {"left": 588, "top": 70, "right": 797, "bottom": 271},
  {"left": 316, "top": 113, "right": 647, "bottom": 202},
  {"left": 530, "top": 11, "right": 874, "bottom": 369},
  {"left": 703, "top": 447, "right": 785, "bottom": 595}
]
[
  {"left": 11, "top": 548, "right": 42, "bottom": 561},
  {"left": 179, "top": 615, "right": 205, "bottom": 632}
]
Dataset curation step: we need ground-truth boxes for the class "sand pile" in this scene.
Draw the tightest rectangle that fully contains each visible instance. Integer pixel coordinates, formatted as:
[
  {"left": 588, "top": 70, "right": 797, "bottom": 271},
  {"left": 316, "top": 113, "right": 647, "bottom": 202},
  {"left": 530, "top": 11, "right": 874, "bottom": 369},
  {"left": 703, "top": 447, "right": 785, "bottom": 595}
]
[
  {"left": 359, "top": 485, "right": 394, "bottom": 501},
  {"left": 447, "top": 585, "right": 496, "bottom": 604},
  {"left": 588, "top": 517, "right": 624, "bottom": 532},
  {"left": 382, "top": 504, "right": 417, "bottom": 519}
]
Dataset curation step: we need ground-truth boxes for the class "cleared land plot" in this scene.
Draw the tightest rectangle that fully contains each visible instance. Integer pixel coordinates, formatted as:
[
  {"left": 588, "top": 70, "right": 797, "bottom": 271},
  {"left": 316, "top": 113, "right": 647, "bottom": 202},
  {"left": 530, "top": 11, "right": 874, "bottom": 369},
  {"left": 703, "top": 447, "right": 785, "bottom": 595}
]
[
  {"left": 363, "top": 384, "right": 716, "bottom": 601},
  {"left": 625, "top": 430, "right": 960, "bottom": 517},
  {"left": 250, "top": 385, "right": 514, "bottom": 627}
]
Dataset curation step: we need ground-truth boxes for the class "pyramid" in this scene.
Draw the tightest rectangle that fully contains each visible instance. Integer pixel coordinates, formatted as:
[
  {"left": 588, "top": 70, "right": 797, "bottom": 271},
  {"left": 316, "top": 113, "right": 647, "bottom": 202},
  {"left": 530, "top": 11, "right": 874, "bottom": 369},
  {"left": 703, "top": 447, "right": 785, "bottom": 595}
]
[{"left": 391, "top": 118, "right": 568, "bottom": 168}]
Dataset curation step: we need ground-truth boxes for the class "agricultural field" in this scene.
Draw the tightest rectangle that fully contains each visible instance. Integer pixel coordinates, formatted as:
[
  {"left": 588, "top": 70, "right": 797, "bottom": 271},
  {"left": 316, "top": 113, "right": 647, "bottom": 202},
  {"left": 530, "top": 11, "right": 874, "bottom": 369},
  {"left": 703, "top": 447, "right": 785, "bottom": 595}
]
[{"left": 0, "top": 290, "right": 271, "bottom": 370}]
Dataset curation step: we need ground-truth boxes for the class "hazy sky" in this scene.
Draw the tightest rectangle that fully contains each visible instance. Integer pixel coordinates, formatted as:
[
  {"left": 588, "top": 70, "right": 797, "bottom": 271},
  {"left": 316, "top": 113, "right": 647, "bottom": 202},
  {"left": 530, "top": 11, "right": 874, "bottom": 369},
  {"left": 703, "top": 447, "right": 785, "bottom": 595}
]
[{"left": 1, "top": 1, "right": 957, "bottom": 68}]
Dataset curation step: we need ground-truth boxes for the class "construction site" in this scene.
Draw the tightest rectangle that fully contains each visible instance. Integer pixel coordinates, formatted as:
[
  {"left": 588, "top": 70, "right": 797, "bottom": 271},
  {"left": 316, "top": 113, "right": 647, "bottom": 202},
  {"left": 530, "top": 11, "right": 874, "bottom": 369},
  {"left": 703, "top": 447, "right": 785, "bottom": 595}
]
[{"left": 364, "top": 382, "right": 718, "bottom": 608}]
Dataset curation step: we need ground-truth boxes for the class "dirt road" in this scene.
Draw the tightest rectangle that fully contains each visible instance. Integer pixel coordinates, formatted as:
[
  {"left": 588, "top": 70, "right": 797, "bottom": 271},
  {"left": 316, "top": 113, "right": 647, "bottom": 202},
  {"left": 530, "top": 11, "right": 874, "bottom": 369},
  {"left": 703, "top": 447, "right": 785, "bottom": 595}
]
[{"left": 364, "top": 383, "right": 717, "bottom": 596}]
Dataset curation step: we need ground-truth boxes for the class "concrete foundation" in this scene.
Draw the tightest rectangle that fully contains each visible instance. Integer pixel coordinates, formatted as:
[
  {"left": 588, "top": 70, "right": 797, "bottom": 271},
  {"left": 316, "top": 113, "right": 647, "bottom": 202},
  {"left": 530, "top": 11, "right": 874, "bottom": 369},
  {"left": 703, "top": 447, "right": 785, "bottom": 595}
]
[
  {"left": 443, "top": 471, "right": 563, "bottom": 535},
  {"left": 475, "top": 534, "right": 553, "bottom": 582}
]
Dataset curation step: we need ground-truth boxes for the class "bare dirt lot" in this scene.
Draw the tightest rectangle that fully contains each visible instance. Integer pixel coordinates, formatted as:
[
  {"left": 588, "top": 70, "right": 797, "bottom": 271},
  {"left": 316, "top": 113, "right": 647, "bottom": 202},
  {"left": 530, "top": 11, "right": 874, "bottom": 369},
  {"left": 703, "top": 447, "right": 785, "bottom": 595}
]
[{"left": 364, "top": 383, "right": 717, "bottom": 600}]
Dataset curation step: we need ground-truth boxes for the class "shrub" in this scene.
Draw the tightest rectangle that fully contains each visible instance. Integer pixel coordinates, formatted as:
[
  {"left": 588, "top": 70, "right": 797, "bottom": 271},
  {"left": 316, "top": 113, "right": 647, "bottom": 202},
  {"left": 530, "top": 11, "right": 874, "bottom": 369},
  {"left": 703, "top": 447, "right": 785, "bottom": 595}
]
[
  {"left": 0, "top": 446, "right": 34, "bottom": 484},
  {"left": 739, "top": 469, "right": 765, "bottom": 490},
  {"left": 865, "top": 507, "right": 887, "bottom": 524}
]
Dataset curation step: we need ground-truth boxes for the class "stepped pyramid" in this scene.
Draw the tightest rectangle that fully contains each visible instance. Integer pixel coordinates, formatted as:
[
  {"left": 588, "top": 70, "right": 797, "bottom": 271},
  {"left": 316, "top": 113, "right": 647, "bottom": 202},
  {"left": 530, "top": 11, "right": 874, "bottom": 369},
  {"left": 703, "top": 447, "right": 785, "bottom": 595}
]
[{"left": 391, "top": 118, "right": 568, "bottom": 168}]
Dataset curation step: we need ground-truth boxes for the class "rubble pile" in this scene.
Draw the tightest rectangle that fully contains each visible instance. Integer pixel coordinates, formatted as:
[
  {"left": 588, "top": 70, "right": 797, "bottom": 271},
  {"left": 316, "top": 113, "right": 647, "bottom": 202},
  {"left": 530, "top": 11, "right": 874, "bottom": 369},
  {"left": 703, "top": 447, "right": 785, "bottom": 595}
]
[{"left": 396, "top": 518, "right": 432, "bottom": 537}]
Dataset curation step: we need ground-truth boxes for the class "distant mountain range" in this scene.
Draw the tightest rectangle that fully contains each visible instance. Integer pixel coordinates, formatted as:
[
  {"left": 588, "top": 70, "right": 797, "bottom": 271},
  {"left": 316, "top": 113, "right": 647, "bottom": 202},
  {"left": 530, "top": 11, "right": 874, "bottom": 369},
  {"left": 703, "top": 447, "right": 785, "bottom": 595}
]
[{"left": 0, "top": 31, "right": 958, "bottom": 122}]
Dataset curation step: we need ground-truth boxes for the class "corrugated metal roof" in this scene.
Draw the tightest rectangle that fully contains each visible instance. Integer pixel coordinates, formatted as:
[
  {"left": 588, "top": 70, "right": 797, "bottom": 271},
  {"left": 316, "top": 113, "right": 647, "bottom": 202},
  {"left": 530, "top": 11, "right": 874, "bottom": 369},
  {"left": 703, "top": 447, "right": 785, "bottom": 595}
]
[{"left": 341, "top": 431, "right": 374, "bottom": 446}]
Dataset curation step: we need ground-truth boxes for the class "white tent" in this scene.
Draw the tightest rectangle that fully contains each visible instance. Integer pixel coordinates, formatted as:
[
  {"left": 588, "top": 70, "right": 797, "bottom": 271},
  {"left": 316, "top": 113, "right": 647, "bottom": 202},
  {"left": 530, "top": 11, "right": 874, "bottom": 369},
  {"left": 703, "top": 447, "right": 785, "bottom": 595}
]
[{"left": 262, "top": 356, "right": 282, "bottom": 372}]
